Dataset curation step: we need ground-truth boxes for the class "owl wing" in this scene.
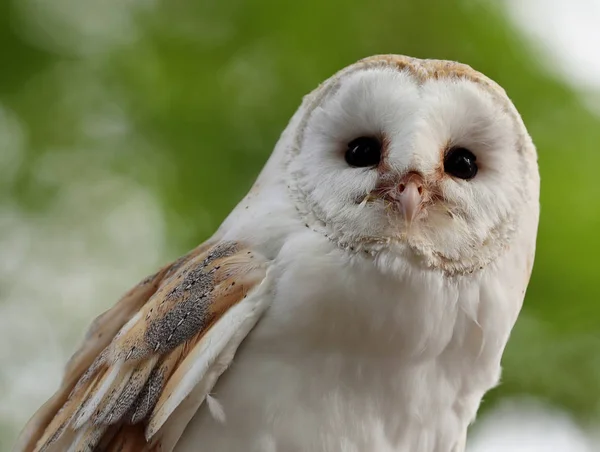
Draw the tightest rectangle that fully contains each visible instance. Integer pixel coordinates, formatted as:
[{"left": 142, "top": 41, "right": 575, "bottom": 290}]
[{"left": 14, "top": 240, "right": 271, "bottom": 452}]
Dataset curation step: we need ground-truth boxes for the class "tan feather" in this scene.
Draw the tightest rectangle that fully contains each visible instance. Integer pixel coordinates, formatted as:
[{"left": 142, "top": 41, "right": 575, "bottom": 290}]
[
  {"left": 67, "top": 423, "right": 108, "bottom": 452},
  {"left": 99, "top": 357, "right": 159, "bottom": 426},
  {"left": 36, "top": 369, "right": 106, "bottom": 452},
  {"left": 90, "top": 364, "right": 135, "bottom": 425}
]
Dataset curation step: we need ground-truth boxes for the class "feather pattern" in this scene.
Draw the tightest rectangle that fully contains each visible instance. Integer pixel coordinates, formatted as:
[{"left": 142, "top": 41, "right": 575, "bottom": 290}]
[{"left": 14, "top": 240, "right": 270, "bottom": 452}]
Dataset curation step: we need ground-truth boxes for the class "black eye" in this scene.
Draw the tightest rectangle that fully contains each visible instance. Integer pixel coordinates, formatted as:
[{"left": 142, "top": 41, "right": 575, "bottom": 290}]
[
  {"left": 444, "top": 147, "right": 478, "bottom": 180},
  {"left": 345, "top": 137, "right": 382, "bottom": 167}
]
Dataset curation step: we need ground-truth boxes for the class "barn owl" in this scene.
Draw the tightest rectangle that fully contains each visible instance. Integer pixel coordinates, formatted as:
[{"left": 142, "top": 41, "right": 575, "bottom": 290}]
[{"left": 14, "top": 54, "right": 540, "bottom": 452}]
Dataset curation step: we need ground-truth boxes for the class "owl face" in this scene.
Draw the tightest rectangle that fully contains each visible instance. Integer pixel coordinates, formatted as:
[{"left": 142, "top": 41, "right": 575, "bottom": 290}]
[{"left": 290, "top": 60, "right": 535, "bottom": 273}]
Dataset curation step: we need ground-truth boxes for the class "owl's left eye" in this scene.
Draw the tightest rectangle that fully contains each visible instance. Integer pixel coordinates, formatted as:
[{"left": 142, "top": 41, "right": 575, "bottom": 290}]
[
  {"left": 444, "top": 147, "right": 478, "bottom": 180},
  {"left": 345, "top": 137, "right": 382, "bottom": 168}
]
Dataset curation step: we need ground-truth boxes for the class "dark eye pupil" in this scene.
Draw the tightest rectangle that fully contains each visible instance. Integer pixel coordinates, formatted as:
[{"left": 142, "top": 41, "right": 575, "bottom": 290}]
[
  {"left": 444, "top": 147, "right": 478, "bottom": 180},
  {"left": 345, "top": 137, "right": 382, "bottom": 167}
]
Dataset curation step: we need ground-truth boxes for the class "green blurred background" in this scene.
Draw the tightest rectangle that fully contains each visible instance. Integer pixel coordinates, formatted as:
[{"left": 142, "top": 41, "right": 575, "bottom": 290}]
[{"left": 1, "top": 0, "right": 599, "bottom": 450}]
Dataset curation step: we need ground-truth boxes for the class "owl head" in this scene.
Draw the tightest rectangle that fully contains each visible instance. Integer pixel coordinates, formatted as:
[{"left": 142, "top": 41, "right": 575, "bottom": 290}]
[{"left": 285, "top": 55, "right": 539, "bottom": 274}]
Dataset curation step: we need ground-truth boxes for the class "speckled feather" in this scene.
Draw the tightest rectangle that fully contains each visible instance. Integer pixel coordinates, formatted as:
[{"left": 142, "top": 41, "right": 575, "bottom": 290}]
[{"left": 15, "top": 241, "right": 269, "bottom": 452}]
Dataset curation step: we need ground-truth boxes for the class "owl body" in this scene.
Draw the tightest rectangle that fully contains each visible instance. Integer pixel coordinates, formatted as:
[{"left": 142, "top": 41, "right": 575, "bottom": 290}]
[
  {"left": 15, "top": 56, "right": 539, "bottom": 452},
  {"left": 175, "top": 232, "right": 512, "bottom": 452},
  {"left": 173, "top": 59, "right": 538, "bottom": 451}
]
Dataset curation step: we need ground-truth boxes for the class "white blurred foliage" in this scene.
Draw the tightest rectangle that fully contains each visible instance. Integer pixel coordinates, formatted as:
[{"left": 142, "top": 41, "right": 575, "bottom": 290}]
[
  {"left": 506, "top": 0, "right": 600, "bottom": 91},
  {"left": 468, "top": 399, "right": 599, "bottom": 452}
]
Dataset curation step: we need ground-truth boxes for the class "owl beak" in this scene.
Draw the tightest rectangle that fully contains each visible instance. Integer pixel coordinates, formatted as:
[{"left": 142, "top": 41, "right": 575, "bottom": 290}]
[{"left": 397, "top": 173, "right": 424, "bottom": 224}]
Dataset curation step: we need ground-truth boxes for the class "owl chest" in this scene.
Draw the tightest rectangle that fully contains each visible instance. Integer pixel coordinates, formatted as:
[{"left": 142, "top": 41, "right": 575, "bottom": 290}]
[{"left": 180, "top": 237, "right": 500, "bottom": 451}]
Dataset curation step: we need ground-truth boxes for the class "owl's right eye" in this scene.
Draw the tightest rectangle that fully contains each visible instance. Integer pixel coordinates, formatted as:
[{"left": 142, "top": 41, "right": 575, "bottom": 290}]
[{"left": 345, "top": 137, "right": 382, "bottom": 168}]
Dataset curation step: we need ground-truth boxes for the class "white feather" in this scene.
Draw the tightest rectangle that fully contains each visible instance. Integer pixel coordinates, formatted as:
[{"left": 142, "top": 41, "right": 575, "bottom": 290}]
[{"left": 206, "top": 395, "right": 226, "bottom": 424}]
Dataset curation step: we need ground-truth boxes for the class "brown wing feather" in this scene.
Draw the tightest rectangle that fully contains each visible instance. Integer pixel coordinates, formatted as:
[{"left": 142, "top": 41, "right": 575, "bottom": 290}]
[
  {"left": 15, "top": 240, "right": 217, "bottom": 452},
  {"left": 14, "top": 271, "right": 166, "bottom": 452},
  {"left": 100, "top": 424, "right": 148, "bottom": 452},
  {"left": 14, "top": 240, "right": 269, "bottom": 452}
]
